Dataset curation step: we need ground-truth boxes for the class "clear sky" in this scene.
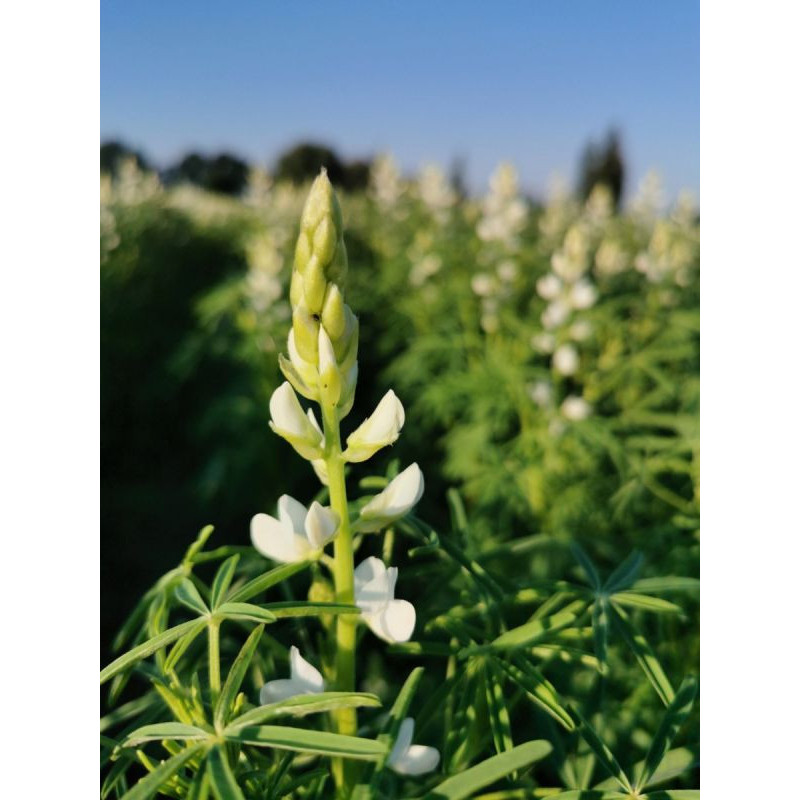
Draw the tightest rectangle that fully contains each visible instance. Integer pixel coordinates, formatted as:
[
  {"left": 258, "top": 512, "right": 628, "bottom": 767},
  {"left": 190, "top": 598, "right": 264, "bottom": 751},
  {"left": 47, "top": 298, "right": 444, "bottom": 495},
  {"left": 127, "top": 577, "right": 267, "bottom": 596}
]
[{"left": 101, "top": 1, "right": 699, "bottom": 202}]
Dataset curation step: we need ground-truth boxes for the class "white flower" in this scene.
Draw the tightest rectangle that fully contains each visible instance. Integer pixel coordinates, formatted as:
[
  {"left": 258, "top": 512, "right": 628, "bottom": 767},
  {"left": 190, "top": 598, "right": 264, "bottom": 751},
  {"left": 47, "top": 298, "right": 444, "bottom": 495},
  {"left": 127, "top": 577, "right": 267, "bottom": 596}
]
[
  {"left": 343, "top": 390, "right": 405, "bottom": 463},
  {"left": 356, "top": 463, "right": 424, "bottom": 532},
  {"left": 561, "top": 395, "right": 592, "bottom": 421},
  {"left": 553, "top": 344, "right": 579, "bottom": 376},
  {"left": 387, "top": 718, "right": 440, "bottom": 776},
  {"left": 569, "top": 279, "right": 597, "bottom": 310},
  {"left": 497, "top": 259, "right": 518, "bottom": 283},
  {"left": 471, "top": 273, "right": 495, "bottom": 297},
  {"left": 569, "top": 320, "right": 593, "bottom": 342},
  {"left": 542, "top": 300, "right": 570, "bottom": 330},
  {"left": 354, "top": 557, "right": 416, "bottom": 643},
  {"left": 251, "top": 496, "right": 339, "bottom": 562},
  {"left": 531, "top": 332, "right": 556, "bottom": 354},
  {"left": 527, "top": 380, "right": 554, "bottom": 408},
  {"left": 536, "top": 273, "right": 562, "bottom": 301},
  {"left": 259, "top": 646, "right": 324, "bottom": 704},
  {"left": 269, "top": 382, "right": 325, "bottom": 460}
]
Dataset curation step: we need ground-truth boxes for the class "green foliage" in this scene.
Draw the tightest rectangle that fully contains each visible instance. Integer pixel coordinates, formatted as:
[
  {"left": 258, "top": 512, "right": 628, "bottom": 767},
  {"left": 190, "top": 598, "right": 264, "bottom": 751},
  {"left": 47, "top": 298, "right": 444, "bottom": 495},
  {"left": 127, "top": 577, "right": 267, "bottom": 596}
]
[{"left": 101, "top": 161, "right": 699, "bottom": 798}]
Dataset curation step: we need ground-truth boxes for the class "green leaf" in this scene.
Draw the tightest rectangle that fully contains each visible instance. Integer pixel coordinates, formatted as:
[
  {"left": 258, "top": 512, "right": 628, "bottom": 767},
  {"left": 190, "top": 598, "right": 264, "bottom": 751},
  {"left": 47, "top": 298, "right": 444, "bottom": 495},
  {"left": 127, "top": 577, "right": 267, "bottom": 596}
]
[
  {"left": 611, "top": 592, "right": 682, "bottom": 614},
  {"left": 603, "top": 551, "right": 643, "bottom": 594},
  {"left": 494, "top": 655, "right": 575, "bottom": 731},
  {"left": 120, "top": 742, "right": 206, "bottom": 800},
  {"left": 226, "top": 561, "right": 311, "bottom": 604},
  {"left": 207, "top": 746, "right": 246, "bottom": 800},
  {"left": 182, "top": 524, "right": 215, "bottom": 565},
  {"left": 101, "top": 620, "right": 205, "bottom": 684},
  {"left": 260, "top": 601, "right": 361, "bottom": 618},
  {"left": 630, "top": 577, "right": 699, "bottom": 594},
  {"left": 609, "top": 604, "right": 675, "bottom": 705},
  {"left": 570, "top": 543, "right": 601, "bottom": 590},
  {"left": 374, "top": 666, "right": 425, "bottom": 770},
  {"left": 214, "top": 602, "right": 277, "bottom": 625},
  {"left": 540, "top": 792, "right": 628, "bottom": 799},
  {"left": 645, "top": 793, "right": 699, "bottom": 800},
  {"left": 571, "top": 707, "right": 633, "bottom": 794},
  {"left": 226, "top": 692, "right": 381, "bottom": 729},
  {"left": 164, "top": 619, "right": 207, "bottom": 673},
  {"left": 595, "top": 746, "right": 698, "bottom": 792},
  {"left": 635, "top": 676, "right": 698, "bottom": 791},
  {"left": 483, "top": 661, "right": 514, "bottom": 756},
  {"left": 210, "top": 555, "right": 240, "bottom": 610},
  {"left": 214, "top": 625, "right": 264, "bottom": 729},
  {"left": 480, "top": 609, "right": 578, "bottom": 652},
  {"left": 592, "top": 598, "right": 608, "bottom": 670},
  {"left": 224, "top": 726, "right": 386, "bottom": 760},
  {"left": 175, "top": 578, "right": 210, "bottom": 616},
  {"left": 122, "top": 723, "right": 211, "bottom": 747},
  {"left": 424, "top": 740, "right": 552, "bottom": 799}
]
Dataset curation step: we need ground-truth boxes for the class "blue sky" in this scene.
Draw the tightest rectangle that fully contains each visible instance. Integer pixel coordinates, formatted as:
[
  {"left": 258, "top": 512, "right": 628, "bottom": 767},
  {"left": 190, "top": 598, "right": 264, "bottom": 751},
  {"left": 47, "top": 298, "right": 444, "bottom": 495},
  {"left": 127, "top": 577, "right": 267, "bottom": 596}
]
[{"left": 101, "top": 1, "right": 698, "bottom": 202}]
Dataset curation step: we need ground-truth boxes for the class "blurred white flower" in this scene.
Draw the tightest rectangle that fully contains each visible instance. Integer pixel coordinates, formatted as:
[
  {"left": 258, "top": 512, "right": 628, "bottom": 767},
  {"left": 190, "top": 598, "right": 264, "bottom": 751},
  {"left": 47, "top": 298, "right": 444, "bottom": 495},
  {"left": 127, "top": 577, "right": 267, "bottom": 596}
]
[
  {"left": 480, "top": 313, "right": 499, "bottom": 334},
  {"left": 531, "top": 332, "right": 556, "bottom": 354},
  {"left": 553, "top": 344, "right": 579, "bottom": 376},
  {"left": 561, "top": 395, "right": 592, "bottom": 421},
  {"left": 496, "top": 259, "right": 518, "bottom": 283},
  {"left": 357, "top": 463, "right": 424, "bottom": 532},
  {"left": 354, "top": 557, "right": 416, "bottom": 643},
  {"left": 269, "top": 382, "right": 325, "bottom": 460},
  {"left": 536, "top": 273, "right": 563, "bottom": 301},
  {"left": 569, "top": 279, "right": 597, "bottom": 310},
  {"left": 569, "top": 320, "right": 593, "bottom": 342},
  {"left": 418, "top": 164, "right": 456, "bottom": 220},
  {"left": 477, "top": 162, "right": 528, "bottom": 247},
  {"left": 371, "top": 154, "right": 405, "bottom": 210},
  {"left": 251, "top": 496, "right": 339, "bottom": 562},
  {"left": 471, "top": 273, "right": 496, "bottom": 297},
  {"left": 260, "top": 646, "right": 324, "bottom": 704},
  {"left": 527, "top": 380, "right": 554, "bottom": 408},
  {"left": 595, "top": 239, "right": 628, "bottom": 276},
  {"left": 542, "top": 300, "right": 570, "bottom": 330},
  {"left": 409, "top": 254, "right": 442, "bottom": 287},
  {"left": 388, "top": 718, "right": 440, "bottom": 775},
  {"left": 344, "top": 390, "right": 405, "bottom": 463}
]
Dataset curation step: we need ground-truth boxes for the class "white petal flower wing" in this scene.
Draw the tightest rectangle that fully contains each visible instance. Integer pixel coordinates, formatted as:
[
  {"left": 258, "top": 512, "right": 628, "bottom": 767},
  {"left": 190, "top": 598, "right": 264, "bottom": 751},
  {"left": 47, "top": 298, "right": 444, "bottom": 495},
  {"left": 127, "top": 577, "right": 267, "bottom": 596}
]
[
  {"left": 357, "top": 463, "right": 424, "bottom": 532},
  {"left": 388, "top": 718, "right": 440, "bottom": 776},
  {"left": 278, "top": 494, "right": 308, "bottom": 534},
  {"left": 289, "top": 646, "right": 325, "bottom": 693},
  {"left": 343, "top": 390, "right": 405, "bottom": 463},
  {"left": 251, "top": 513, "right": 312, "bottom": 563},
  {"left": 364, "top": 599, "right": 416, "bottom": 644},
  {"left": 304, "top": 502, "right": 339, "bottom": 549}
]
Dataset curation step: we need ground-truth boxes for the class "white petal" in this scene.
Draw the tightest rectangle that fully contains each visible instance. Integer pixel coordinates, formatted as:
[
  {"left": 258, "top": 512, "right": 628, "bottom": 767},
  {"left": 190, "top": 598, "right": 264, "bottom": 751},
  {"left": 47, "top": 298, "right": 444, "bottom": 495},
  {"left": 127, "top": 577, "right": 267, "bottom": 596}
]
[
  {"left": 318, "top": 325, "right": 338, "bottom": 375},
  {"left": 269, "top": 382, "right": 309, "bottom": 438},
  {"left": 355, "top": 568, "right": 394, "bottom": 615},
  {"left": 392, "top": 718, "right": 415, "bottom": 758},
  {"left": 344, "top": 390, "right": 405, "bottom": 463},
  {"left": 357, "top": 463, "right": 424, "bottom": 531},
  {"left": 391, "top": 744, "right": 440, "bottom": 776},
  {"left": 277, "top": 495, "right": 307, "bottom": 534},
  {"left": 289, "top": 646, "right": 325, "bottom": 692},
  {"left": 304, "top": 502, "right": 339, "bottom": 549},
  {"left": 306, "top": 408, "right": 323, "bottom": 438},
  {"left": 251, "top": 513, "right": 312, "bottom": 563},
  {"left": 354, "top": 556, "right": 387, "bottom": 589},
  {"left": 364, "top": 599, "right": 416, "bottom": 643}
]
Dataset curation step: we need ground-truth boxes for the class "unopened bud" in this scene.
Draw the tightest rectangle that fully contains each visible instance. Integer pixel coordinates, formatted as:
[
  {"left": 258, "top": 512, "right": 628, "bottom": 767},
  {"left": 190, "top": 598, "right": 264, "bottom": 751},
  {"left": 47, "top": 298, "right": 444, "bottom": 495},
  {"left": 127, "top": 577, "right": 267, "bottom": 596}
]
[
  {"left": 292, "top": 306, "right": 320, "bottom": 363},
  {"left": 303, "top": 255, "right": 327, "bottom": 314},
  {"left": 321, "top": 284, "right": 346, "bottom": 341},
  {"left": 318, "top": 326, "right": 342, "bottom": 407}
]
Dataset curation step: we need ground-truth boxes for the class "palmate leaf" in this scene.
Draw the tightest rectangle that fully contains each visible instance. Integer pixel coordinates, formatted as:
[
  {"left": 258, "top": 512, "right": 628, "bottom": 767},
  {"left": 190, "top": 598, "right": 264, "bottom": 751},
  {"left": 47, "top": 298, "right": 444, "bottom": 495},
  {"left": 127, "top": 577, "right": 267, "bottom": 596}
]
[
  {"left": 493, "top": 655, "right": 575, "bottom": 731},
  {"left": 570, "top": 707, "right": 633, "bottom": 795},
  {"left": 609, "top": 604, "right": 675, "bottom": 705},
  {"left": 592, "top": 598, "right": 608, "bottom": 671},
  {"left": 120, "top": 742, "right": 207, "bottom": 800},
  {"left": 570, "top": 543, "right": 601, "bottom": 590},
  {"left": 423, "top": 740, "right": 552, "bottom": 800},
  {"left": 595, "top": 746, "right": 699, "bottom": 792},
  {"left": 214, "top": 625, "right": 263, "bottom": 729},
  {"left": 226, "top": 560, "right": 311, "bottom": 604},
  {"left": 635, "top": 676, "right": 698, "bottom": 791},
  {"left": 101, "top": 619, "right": 205, "bottom": 685},
  {"left": 207, "top": 746, "right": 246, "bottom": 800},
  {"left": 226, "top": 692, "right": 382, "bottom": 729},
  {"left": 122, "top": 722, "right": 211, "bottom": 748},
  {"left": 210, "top": 555, "right": 240, "bottom": 610},
  {"left": 603, "top": 551, "right": 644, "bottom": 594},
  {"left": 163, "top": 619, "right": 207, "bottom": 673},
  {"left": 224, "top": 725, "right": 386, "bottom": 760}
]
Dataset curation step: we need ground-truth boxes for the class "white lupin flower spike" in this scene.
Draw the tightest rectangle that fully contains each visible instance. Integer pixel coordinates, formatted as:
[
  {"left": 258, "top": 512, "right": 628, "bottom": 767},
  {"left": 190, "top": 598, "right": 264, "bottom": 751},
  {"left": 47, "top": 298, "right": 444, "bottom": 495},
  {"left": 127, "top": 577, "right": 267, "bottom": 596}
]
[
  {"left": 388, "top": 718, "right": 440, "bottom": 776},
  {"left": 354, "top": 557, "right": 416, "bottom": 643},
  {"left": 259, "top": 646, "right": 325, "bottom": 704},
  {"left": 251, "top": 495, "right": 339, "bottom": 563},
  {"left": 356, "top": 463, "right": 424, "bottom": 532},
  {"left": 343, "top": 389, "right": 405, "bottom": 463},
  {"left": 268, "top": 382, "right": 325, "bottom": 460}
]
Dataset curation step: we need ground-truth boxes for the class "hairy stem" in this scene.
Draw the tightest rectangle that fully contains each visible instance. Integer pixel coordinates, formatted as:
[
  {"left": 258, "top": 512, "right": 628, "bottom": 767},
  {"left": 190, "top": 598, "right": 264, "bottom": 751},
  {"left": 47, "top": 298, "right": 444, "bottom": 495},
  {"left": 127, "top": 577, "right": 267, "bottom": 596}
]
[{"left": 322, "top": 402, "right": 358, "bottom": 794}]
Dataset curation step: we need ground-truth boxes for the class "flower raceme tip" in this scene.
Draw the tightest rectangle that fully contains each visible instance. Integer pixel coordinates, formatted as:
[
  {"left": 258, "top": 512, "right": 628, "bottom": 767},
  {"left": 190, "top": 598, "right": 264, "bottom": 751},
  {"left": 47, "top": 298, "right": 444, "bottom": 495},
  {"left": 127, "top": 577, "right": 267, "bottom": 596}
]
[
  {"left": 251, "top": 495, "right": 339, "bottom": 563},
  {"left": 356, "top": 462, "right": 424, "bottom": 532},
  {"left": 354, "top": 557, "right": 416, "bottom": 643},
  {"left": 388, "top": 717, "right": 441, "bottom": 776},
  {"left": 259, "top": 646, "right": 325, "bottom": 704}
]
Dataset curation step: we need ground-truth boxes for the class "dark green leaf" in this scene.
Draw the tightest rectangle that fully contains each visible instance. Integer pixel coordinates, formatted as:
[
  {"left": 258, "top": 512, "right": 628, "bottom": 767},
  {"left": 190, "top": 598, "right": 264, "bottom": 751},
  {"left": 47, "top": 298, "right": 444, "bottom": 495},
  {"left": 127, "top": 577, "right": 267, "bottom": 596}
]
[
  {"left": 210, "top": 555, "right": 240, "bottom": 610},
  {"left": 120, "top": 742, "right": 206, "bottom": 800},
  {"left": 571, "top": 707, "right": 633, "bottom": 794},
  {"left": 207, "top": 746, "right": 246, "bottom": 800},
  {"left": 214, "top": 625, "right": 264, "bottom": 729},
  {"left": 483, "top": 660, "right": 514, "bottom": 756},
  {"left": 603, "top": 551, "right": 644, "bottom": 594},
  {"left": 479, "top": 609, "right": 578, "bottom": 652},
  {"left": 175, "top": 579, "right": 210, "bottom": 616},
  {"left": 226, "top": 561, "right": 311, "bottom": 604},
  {"left": 570, "top": 543, "right": 601, "bottom": 590}
]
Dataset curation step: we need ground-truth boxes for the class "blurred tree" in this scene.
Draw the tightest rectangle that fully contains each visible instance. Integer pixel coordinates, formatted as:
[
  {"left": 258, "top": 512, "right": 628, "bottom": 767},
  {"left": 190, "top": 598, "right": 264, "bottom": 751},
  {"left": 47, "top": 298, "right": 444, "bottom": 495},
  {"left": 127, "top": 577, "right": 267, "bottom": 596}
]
[
  {"left": 163, "top": 152, "right": 250, "bottom": 195},
  {"left": 341, "top": 159, "right": 371, "bottom": 192},
  {"left": 578, "top": 129, "right": 625, "bottom": 208},
  {"left": 100, "top": 140, "right": 151, "bottom": 175},
  {"left": 274, "top": 142, "right": 346, "bottom": 185}
]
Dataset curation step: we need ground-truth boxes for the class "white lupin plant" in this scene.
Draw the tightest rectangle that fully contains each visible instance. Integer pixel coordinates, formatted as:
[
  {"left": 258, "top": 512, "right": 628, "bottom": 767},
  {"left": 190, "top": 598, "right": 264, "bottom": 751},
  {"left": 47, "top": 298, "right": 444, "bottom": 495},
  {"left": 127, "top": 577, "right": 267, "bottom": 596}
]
[{"left": 256, "top": 171, "right": 431, "bottom": 789}]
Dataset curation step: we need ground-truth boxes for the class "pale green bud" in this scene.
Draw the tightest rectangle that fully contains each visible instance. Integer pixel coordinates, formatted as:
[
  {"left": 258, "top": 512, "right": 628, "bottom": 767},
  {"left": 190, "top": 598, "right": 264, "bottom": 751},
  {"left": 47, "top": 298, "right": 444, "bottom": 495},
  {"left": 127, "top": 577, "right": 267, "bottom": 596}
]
[
  {"left": 300, "top": 170, "right": 341, "bottom": 234},
  {"left": 303, "top": 254, "right": 327, "bottom": 314},
  {"left": 292, "top": 306, "right": 319, "bottom": 363},
  {"left": 318, "top": 326, "right": 342, "bottom": 407},
  {"left": 321, "top": 284, "right": 346, "bottom": 341},
  {"left": 294, "top": 231, "right": 312, "bottom": 275},
  {"left": 312, "top": 216, "right": 338, "bottom": 266},
  {"left": 290, "top": 269, "right": 304, "bottom": 308}
]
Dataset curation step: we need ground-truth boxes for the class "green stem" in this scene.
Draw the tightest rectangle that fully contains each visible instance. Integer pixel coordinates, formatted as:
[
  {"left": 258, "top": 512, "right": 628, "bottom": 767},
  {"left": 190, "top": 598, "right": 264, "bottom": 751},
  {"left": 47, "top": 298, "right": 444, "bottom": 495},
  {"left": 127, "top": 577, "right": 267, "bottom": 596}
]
[
  {"left": 208, "top": 619, "right": 221, "bottom": 702},
  {"left": 321, "top": 402, "right": 358, "bottom": 795}
]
